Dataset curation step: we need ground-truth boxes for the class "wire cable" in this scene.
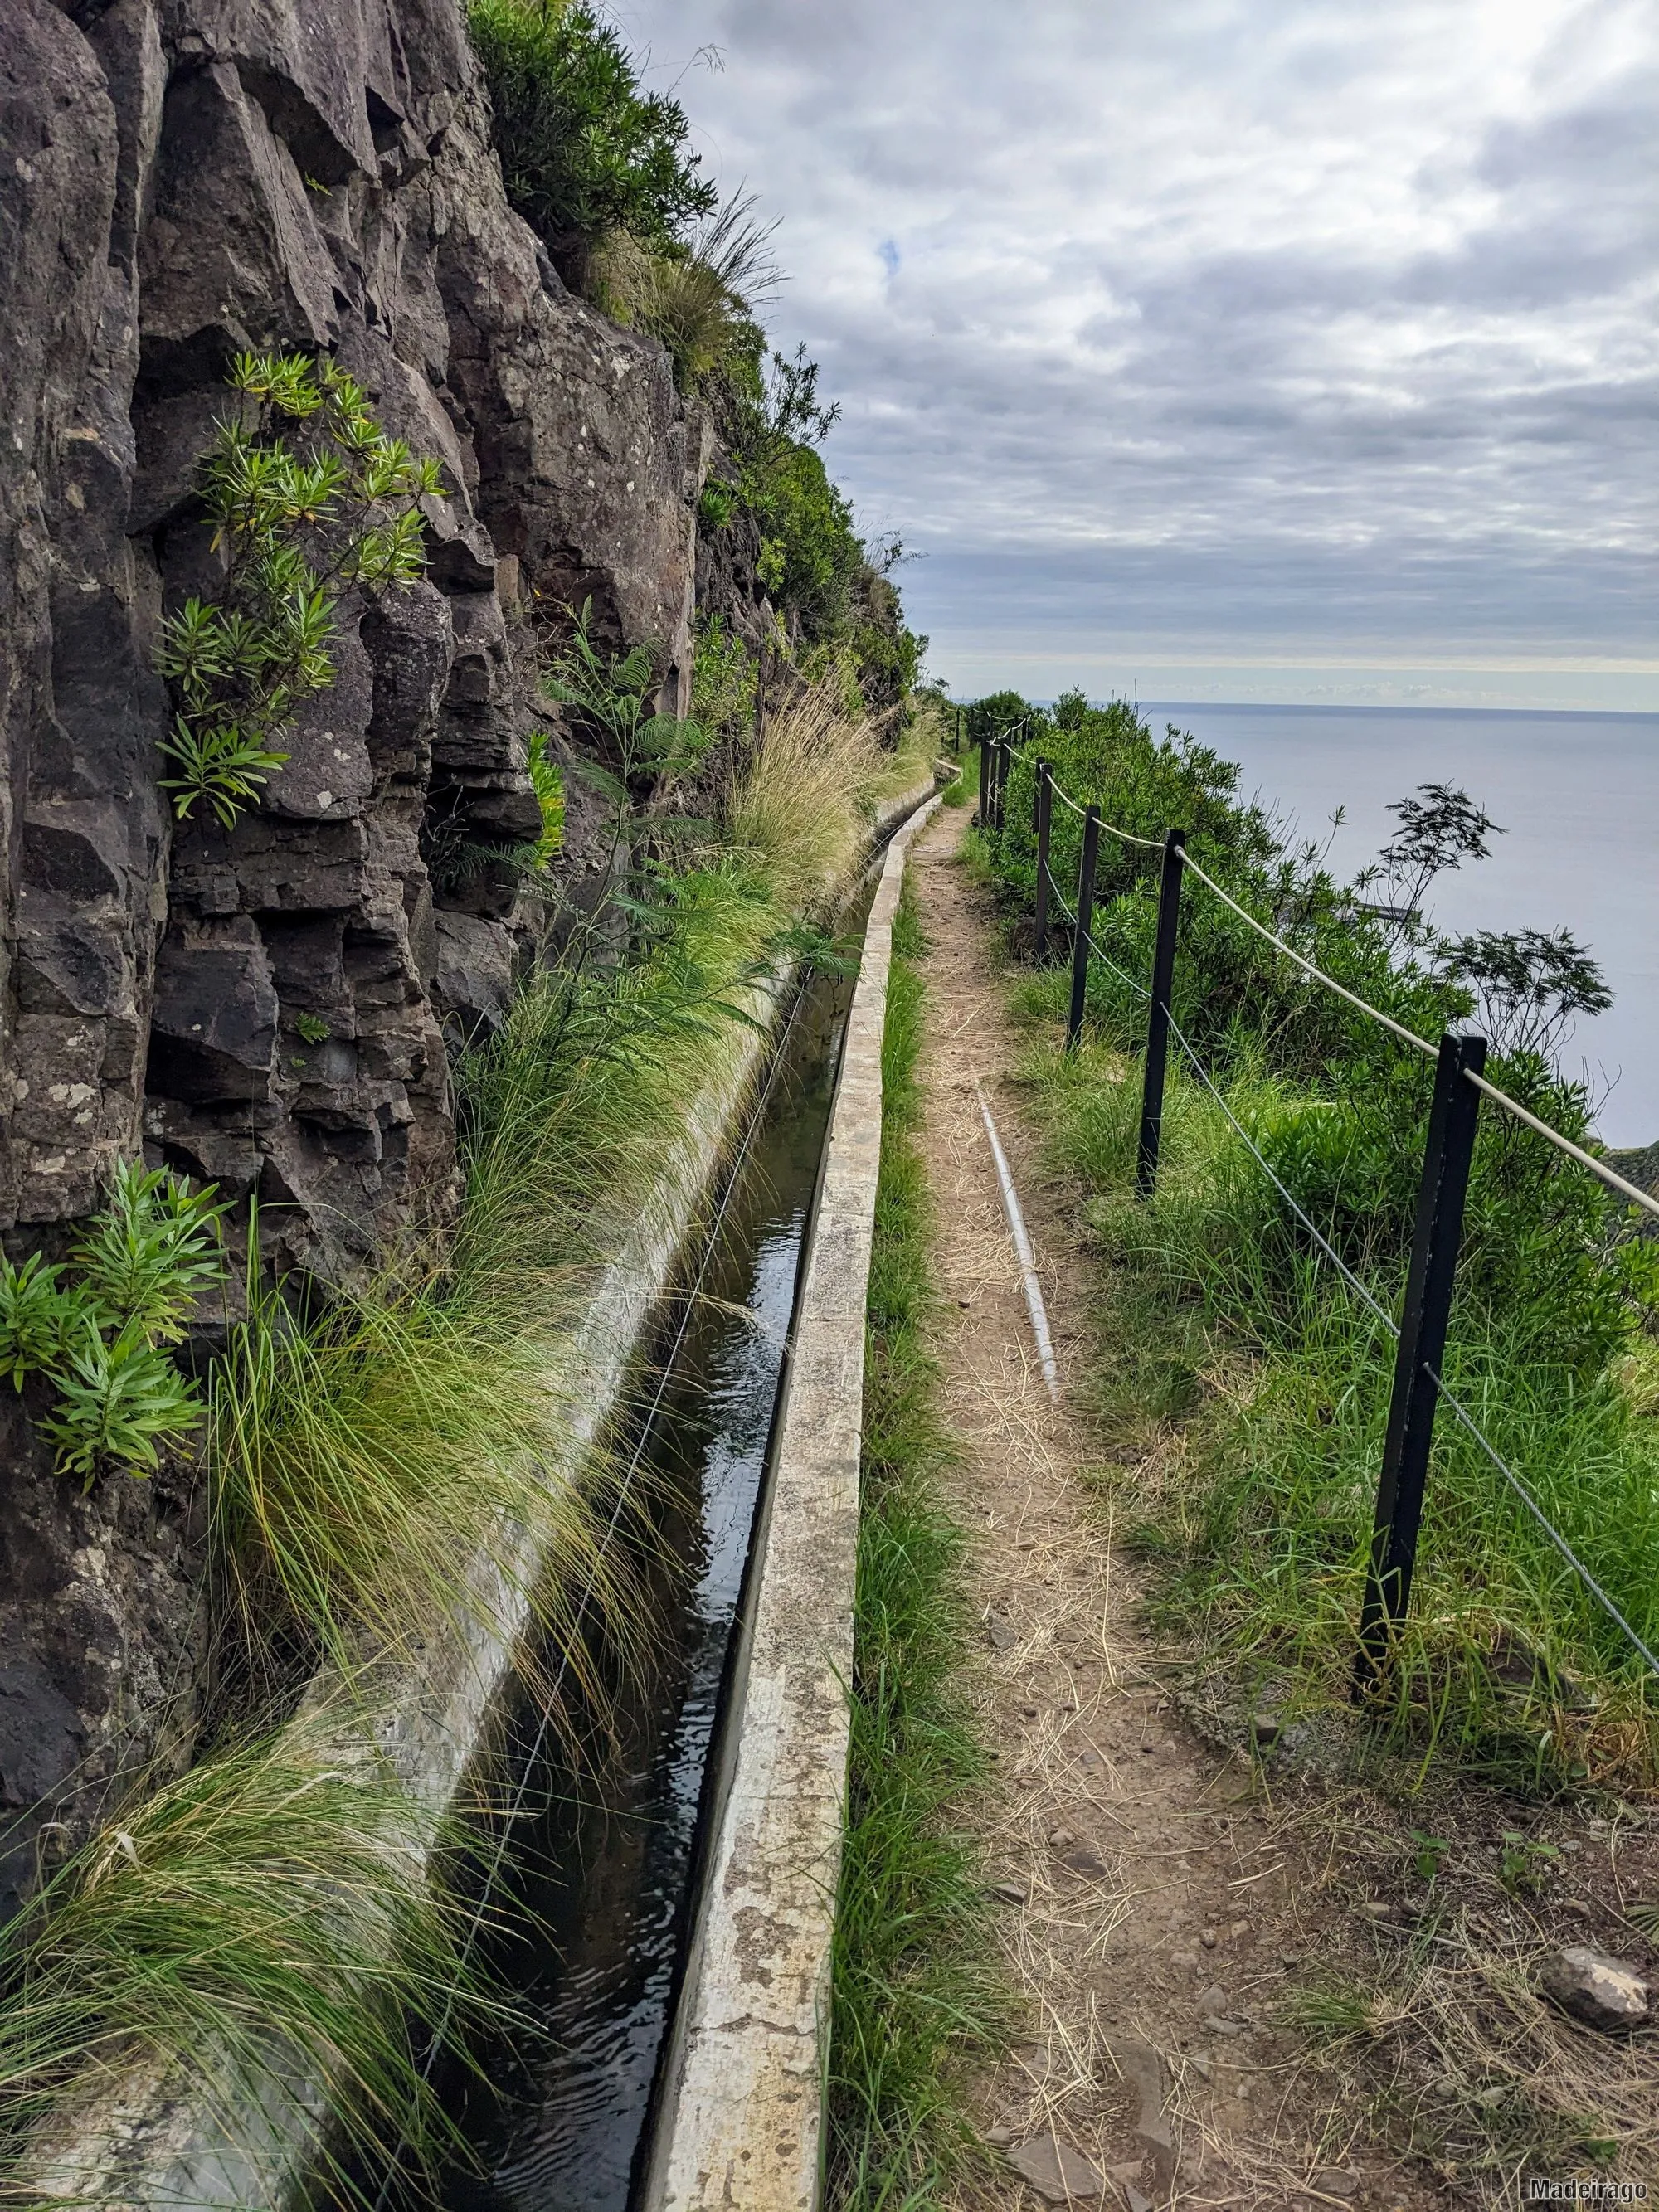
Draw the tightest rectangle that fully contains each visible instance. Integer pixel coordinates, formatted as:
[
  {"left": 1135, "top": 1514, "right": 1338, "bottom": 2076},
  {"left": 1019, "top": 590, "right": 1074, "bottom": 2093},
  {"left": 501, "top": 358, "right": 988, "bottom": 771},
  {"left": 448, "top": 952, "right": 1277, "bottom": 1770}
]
[
  {"left": 1424, "top": 1367, "right": 1659, "bottom": 1679},
  {"left": 1162, "top": 1009, "right": 1400, "bottom": 1337},
  {"left": 975, "top": 1077, "right": 1062, "bottom": 1403}
]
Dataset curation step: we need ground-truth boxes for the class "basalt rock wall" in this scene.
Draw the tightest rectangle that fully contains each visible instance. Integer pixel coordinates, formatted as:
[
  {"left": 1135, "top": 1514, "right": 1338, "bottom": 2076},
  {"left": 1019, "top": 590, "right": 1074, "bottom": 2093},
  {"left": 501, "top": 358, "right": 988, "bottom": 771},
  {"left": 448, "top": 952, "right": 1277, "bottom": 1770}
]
[{"left": 0, "top": 0, "right": 718, "bottom": 1903}]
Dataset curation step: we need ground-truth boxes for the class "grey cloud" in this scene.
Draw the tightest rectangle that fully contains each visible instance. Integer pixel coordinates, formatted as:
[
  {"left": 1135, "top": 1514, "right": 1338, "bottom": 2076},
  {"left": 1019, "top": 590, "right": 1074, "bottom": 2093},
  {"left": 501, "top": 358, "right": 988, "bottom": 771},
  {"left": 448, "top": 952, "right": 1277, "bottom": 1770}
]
[{"left": 620, "top": 0, "right": 1658, "bottom": 683}]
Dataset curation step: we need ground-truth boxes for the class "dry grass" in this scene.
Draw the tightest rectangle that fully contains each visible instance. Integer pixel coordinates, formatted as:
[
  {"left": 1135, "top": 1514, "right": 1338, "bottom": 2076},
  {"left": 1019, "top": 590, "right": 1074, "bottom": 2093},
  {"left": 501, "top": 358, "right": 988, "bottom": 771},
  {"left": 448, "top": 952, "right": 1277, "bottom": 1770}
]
[{"left": 727, "top": 684, "right": 886, "bottom": 914}]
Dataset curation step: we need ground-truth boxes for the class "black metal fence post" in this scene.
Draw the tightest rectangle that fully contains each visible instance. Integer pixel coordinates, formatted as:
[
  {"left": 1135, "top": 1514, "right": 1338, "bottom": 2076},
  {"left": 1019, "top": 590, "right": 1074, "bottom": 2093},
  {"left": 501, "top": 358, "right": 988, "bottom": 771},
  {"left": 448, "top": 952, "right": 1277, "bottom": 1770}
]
[
  {"left": 1065, "top": 804, "right": 1101, "bottom": 1050},
  {"left": 1355, "top": 1029, "right": 1486, "bottom": 1693},
  {"left": 1135, "top": 829, "right": 1188, "bottom": 1198},
  {"left": 1033, "top": 760, "right": 1053, "bottom": 962}
]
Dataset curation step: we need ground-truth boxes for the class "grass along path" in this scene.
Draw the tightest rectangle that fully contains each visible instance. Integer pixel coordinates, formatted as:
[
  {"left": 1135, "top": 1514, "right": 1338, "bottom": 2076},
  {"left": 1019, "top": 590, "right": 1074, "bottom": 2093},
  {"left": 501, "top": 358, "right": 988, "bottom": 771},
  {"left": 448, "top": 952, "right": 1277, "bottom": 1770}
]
[{"left": 891, "top": 806, "right": 1659, "bottom": 2208}]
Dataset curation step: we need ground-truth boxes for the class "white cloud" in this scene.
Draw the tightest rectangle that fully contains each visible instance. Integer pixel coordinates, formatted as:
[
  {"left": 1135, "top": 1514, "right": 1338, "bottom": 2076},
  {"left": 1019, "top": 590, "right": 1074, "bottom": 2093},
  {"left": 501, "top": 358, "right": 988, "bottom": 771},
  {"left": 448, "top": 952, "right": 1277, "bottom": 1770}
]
[{"left": 615, "top": 0, "right": 1659, "bottom": 700}]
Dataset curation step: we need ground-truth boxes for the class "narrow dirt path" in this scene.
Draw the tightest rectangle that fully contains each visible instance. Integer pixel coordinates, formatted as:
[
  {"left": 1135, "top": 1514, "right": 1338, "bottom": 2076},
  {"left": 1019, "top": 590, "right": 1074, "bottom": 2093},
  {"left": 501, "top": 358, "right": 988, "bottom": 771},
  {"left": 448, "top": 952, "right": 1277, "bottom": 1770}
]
[{"left": 907, "top": 807, "right": 1417, "bottom": 2212}]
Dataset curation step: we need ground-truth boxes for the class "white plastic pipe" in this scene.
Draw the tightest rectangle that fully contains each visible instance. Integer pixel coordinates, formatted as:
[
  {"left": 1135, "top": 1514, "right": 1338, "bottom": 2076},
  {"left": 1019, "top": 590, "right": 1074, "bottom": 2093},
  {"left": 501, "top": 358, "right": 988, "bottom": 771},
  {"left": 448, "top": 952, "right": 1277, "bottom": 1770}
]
[{"left": 974, "top": 1077, "right": 1062, "bottom": 1404}]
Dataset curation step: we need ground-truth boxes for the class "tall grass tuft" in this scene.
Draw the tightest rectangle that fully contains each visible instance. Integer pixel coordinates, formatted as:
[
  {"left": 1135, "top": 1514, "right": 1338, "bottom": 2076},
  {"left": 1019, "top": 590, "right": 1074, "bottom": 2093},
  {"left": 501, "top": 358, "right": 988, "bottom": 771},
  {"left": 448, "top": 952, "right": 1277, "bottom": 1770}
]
[
  {"left": 727, "top": 686, "right": 884, "bottom": 916},
  {"left": 209, "top": 1281, "right": 626, "bottom": 1699},
  {"left": 828, "top": 881, "right": 1006, "bottom": 2206},
  {"left": 0, "top": 1715, "right": 504, "bottom": 2200},
  {"left": 591, "top": 192, "right": 779, "bottom": 391}
]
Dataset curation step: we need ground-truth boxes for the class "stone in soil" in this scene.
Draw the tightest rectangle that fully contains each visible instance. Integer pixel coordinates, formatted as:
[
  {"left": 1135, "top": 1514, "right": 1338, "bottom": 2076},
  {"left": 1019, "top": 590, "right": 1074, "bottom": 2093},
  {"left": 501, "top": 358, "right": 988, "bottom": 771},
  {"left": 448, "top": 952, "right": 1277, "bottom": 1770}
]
[
  {"left": 1005, "top": 2129, "right": 1105, "bottom": 2202},
  {"left": 1062, "top": 1843, "right": 1112, "bottom": 1879},
  {"left": 1537, "top": 1942, "right": 1649, "bottom": 2030}
]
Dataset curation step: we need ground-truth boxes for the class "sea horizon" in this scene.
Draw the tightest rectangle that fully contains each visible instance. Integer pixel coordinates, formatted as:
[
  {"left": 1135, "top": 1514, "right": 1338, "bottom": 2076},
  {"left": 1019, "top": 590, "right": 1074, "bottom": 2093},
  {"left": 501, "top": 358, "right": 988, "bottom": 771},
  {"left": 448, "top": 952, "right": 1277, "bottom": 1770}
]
[{"left": 988, "top": 698, "right": 1657, "bottom": 1148}]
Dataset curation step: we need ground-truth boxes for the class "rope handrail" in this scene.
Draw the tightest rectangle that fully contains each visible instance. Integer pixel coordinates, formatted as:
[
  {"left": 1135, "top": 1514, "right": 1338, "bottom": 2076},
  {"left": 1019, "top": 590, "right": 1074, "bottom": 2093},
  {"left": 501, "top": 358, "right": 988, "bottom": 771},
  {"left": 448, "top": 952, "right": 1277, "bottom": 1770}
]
[
  {"left": 1174, "top": 853, "right": 1659, "bottom": 1223},
  {"left": 1167, "top": 1008, "right": 1659, "bottom": 1681},
  {"left": 1048, "top": 774, "right": 1163, "bottom": 849},
  {"left": 1024, "top": 761, "right": 1659, "bottom": 1225},
  {"left": 1464, "top": 1071, "right": 1659, "bottom": 1225},
  {"left": 1175, "top": 848, "right": 1440, "bottom": 1062}
]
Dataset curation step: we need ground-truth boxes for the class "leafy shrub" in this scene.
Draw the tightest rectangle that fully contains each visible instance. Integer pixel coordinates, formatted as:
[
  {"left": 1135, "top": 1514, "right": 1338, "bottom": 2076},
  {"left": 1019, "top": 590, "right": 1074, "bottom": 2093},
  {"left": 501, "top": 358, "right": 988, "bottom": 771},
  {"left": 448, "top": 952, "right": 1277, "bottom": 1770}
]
[
  {"left": 158, "top": 352, "right": 441, "bottom": 826},
  {"left": 524, "top": 728, "right": 566, "bottom": 865},
  {"left": 543, "top": 600, "right": 707, "bottom": 793},
  {"left": 0, "top": 1162, "right": 223, "bottom": 1487},
  {"left": 466, "top": 0, "right": 716, "bottom": 279},
  {"left": 43, "top": 1317, "right": 202, "bottom": 1486},
  {"left": 741, "top": 439, "right": 864, "bottom": 641},
  {"left": 690, "top": 613, "right": 757, "bottom": 746},
  {"left": 698, "top": 479, "right": 736, "bottom": 531},
  {"left": 0, "top": 1257, "right": 80, "bottom": 1392},
  {"left": 73, "top": 1161, "right": 226, "bottom": 1344}
]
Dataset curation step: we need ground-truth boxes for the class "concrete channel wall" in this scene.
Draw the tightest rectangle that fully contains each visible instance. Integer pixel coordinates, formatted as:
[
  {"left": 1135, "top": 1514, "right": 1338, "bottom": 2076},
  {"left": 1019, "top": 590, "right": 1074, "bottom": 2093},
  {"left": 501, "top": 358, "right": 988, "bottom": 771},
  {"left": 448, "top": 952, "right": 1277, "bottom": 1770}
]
[
  {"left": 644, "top": 792, "right": 944, "bottom": 2212},
  {"left": 21, "top": 778, "right": 941, "bottom": 2212}
]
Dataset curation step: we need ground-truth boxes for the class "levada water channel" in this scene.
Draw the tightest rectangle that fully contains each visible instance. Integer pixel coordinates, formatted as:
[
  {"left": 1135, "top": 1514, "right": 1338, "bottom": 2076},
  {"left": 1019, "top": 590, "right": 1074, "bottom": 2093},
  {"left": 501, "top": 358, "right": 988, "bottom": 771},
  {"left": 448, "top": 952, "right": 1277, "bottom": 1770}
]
[{"left": 340, "top": 882, "right": 878, "bottom": 2212}]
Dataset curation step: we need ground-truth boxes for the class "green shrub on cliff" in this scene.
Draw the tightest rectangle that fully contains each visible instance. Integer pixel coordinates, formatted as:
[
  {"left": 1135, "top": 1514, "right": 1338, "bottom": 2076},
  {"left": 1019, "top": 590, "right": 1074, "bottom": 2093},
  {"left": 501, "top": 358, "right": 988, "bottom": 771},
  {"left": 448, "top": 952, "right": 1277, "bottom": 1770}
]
[
  {"left": 722, "top": 348, "right": 927, "bottom": 705},
  {"left": 466, "top": 0, "right": 716, "bottom": 282},
  {"left": 158, "top": 352, "right": 441, "bottom": 828},
  {"left": 0, "top": 1164, "right": 224, "bottom": 1488}
]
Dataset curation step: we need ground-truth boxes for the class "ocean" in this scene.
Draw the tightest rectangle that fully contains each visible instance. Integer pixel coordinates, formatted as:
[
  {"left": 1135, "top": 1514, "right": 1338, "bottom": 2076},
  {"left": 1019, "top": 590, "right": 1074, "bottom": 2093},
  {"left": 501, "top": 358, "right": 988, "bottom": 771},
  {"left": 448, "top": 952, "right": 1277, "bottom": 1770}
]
[{"left": 1140, "top": 706, "right": 1658, "bottom": 1149}]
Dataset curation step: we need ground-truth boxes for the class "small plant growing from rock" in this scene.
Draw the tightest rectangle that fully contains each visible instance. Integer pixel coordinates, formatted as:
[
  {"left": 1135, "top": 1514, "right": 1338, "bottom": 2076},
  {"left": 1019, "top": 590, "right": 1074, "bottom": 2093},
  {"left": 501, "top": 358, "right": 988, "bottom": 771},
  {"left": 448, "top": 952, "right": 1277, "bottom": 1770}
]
[
  {"left": 158, "top": 350, "right": 444, "bottom": 828},
  {"left": 294, "top": 1014, "right": 332, "bottom": 1045},
  {"left": 543, "top": 600, "right": 707, "bottom": 785},
  {"left": 0, "top": 1163, "right": 225, "bottom": 1487}
]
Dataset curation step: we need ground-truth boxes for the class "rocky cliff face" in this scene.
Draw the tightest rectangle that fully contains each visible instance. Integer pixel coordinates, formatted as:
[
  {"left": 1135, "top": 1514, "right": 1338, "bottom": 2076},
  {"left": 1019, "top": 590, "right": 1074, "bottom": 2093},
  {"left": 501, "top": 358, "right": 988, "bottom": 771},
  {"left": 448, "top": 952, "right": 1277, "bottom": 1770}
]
[{"left": 0, "top": 0, "right": 722, "bottom": 1899}]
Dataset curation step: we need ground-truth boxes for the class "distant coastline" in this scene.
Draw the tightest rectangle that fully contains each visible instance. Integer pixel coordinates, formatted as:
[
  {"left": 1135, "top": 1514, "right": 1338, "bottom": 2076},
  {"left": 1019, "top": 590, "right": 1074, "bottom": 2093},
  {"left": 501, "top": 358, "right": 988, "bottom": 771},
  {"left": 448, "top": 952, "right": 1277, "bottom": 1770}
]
[{"left": 1142, "top": 700, "right": 1659, "bottom": 723}]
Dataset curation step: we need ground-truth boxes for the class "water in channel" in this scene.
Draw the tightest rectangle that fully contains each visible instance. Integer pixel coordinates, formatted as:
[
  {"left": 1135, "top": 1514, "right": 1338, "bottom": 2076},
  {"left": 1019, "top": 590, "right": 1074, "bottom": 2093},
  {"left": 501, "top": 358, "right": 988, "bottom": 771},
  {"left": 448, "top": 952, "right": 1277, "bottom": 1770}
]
[{"left": 363, "top": 934, "right": 864, "bottom": 2212}]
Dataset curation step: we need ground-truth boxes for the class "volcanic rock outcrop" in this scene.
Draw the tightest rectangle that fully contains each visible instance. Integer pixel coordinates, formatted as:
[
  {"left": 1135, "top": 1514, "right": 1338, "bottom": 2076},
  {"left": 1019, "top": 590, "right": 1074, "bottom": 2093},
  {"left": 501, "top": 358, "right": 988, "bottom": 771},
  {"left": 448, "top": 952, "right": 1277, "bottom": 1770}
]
[{"left": 0, "top": 0, "right": 731, "bottom": 1904}]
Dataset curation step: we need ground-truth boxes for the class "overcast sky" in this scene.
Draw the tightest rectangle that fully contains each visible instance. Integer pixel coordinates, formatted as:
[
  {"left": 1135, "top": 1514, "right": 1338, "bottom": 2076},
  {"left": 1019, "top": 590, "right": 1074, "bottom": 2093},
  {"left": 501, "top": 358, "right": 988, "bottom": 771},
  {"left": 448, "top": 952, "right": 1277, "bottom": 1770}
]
[{"left": 615, "top": 0, "right": 1657, "bottom": 707}]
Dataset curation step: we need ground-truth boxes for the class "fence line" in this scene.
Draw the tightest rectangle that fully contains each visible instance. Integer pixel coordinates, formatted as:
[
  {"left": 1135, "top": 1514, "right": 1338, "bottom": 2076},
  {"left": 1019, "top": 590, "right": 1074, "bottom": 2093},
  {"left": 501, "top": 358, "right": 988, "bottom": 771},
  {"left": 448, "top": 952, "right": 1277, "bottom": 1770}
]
[
  {"left": 1009, "top": 743, "right": 1659, "bottom": 1228},
  {"left": 977, "top": 732, "right": 1659, "bottom": 1687}
]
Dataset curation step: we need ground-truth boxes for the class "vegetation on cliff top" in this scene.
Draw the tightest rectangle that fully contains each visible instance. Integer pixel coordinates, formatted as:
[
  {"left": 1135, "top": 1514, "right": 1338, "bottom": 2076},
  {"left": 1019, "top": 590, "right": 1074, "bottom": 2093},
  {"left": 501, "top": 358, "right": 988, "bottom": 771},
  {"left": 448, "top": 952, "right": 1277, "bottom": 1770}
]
[{"left": 466, "top": 0, "right": 926, "bottom": 715}]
